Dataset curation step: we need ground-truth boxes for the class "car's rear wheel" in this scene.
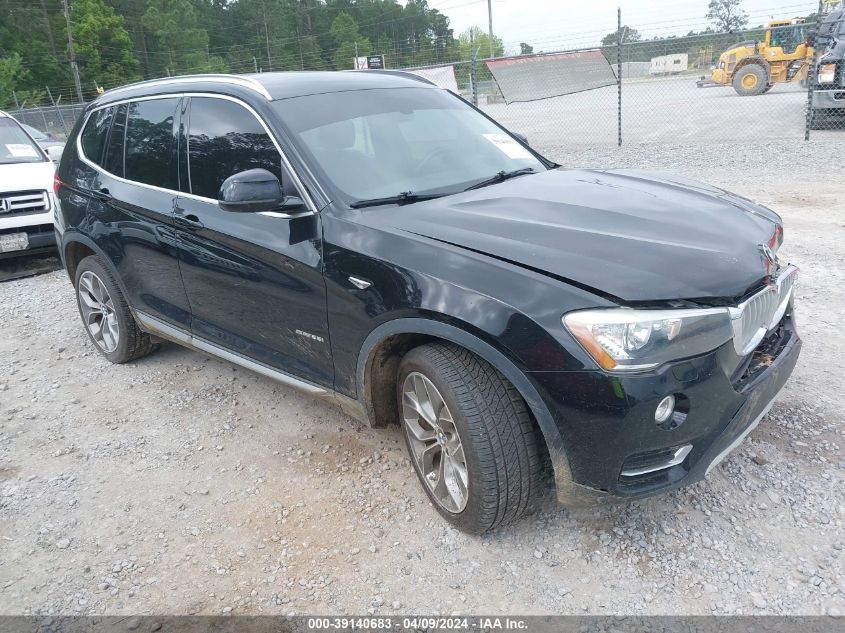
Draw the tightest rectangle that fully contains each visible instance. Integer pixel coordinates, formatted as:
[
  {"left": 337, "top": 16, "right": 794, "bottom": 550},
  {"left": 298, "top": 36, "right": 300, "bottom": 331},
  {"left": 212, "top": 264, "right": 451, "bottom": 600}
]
[
  {"left": 74, "top": 255, "right": 157, "bottom": 363},
  {"left": 397, "top": 343, "right": 545, "bottom": 534}
]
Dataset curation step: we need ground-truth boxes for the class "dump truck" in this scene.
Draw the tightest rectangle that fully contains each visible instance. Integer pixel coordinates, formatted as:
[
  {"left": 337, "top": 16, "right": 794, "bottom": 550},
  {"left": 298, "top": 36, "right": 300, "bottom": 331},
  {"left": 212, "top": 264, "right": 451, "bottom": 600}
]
[{"left": 697, "top": 19, "right": 813, "bottom": 95}]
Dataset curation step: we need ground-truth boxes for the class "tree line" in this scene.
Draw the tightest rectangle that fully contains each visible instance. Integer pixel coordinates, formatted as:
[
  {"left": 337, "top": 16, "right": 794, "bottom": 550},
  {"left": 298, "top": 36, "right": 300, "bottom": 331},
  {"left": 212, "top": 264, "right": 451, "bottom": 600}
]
[
  {"left": 3, "top": 0, "right": 814, "bottom": 109},
  {"left": 1, "top": 0, "right": 508, "bottom": 108}
]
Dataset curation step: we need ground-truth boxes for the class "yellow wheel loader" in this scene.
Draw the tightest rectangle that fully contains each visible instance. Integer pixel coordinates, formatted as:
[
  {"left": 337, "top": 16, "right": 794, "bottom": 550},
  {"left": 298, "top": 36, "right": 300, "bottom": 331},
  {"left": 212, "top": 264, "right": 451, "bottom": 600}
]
[{"left": 697, "top": 19, "right": 813, "bottom": 95}]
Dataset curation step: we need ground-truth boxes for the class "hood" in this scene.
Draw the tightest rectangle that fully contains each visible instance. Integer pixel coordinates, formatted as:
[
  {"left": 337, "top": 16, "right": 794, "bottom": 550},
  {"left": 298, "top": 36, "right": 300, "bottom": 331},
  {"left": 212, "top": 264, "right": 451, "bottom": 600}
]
[
  {"left": 359, "top": 168, "right": 781, "bottom": 303},
  {"left": 0, "top": 160, "right": 55, "bottom": 194}
]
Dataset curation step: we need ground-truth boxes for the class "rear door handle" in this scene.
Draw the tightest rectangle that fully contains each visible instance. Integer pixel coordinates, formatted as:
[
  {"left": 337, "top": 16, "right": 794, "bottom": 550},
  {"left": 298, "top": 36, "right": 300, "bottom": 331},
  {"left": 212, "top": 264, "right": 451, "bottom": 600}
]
[{"left": 174, "top": 212, "right": 205, "bottom": 230}]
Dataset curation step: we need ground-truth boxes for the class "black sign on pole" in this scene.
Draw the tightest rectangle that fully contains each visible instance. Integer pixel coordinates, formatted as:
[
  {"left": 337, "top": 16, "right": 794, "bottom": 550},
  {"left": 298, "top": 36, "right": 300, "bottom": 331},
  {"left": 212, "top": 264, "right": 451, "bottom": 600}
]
[{"left": 366, "top": 55, "right": 385, "bottom": 69}]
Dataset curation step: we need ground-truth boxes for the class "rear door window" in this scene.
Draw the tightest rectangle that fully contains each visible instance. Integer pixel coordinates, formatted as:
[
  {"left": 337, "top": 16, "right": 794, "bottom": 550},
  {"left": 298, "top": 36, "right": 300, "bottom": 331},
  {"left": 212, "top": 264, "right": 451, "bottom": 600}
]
[
  {"left": 80, "top": 106, "right": 114, "bottom": 166},
  {"left": 125, "top": 98, "right": 179, "bottom": 190},
  {"left": 186, "top": 97, "right": 282, "bottom": 199}
]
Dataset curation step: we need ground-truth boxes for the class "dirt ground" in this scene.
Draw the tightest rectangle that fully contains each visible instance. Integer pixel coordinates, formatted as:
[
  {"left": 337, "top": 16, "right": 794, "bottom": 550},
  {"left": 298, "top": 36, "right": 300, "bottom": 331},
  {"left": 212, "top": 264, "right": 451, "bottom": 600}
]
[{"left": 1, "top": 144, "right": 843, "bottom": 617}]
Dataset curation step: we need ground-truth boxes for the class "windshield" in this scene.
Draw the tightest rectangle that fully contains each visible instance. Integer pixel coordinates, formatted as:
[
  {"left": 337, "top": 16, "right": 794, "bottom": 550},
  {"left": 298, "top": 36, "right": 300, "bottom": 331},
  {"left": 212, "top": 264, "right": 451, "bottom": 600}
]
[
  {"left": 0, "top": 118, "right": 45, "bottom": 164},
  {"left": 22, "top": 123, "right": 48, "bottom": 141},
  {"left": 272, "top": 87, "right": 547, "bottom": 204},
  {"left": 769, "top": 24, "right": 806, "bottom": 53}
]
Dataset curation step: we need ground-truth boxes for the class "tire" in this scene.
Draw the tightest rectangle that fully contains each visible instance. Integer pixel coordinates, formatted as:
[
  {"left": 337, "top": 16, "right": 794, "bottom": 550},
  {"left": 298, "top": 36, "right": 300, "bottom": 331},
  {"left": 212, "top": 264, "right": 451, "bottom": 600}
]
[
  {"left": 732, "top": 64, "right": 768, "bottom": 96},
  {"left": 74, "top": 255, "right": 157, "bottom": 363},
  {"left": 397, "top": 343, "right": 545, "bottom": 534}
]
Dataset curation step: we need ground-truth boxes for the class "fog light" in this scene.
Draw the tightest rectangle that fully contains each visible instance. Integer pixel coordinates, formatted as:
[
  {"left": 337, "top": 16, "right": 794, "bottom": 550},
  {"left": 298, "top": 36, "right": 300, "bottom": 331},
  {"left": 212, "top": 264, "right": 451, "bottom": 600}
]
[{"left": 655, "top": 395, "right": 675, "bottom": 424}]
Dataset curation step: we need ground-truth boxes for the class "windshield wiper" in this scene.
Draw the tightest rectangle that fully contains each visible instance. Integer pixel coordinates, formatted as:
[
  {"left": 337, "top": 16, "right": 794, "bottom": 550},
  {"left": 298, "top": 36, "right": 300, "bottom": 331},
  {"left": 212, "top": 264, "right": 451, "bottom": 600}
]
[
  {"left": 349, "top": 191, "right": 446, "bottom": 209},
  {"left": 464, "top": 167, "right": 536, "bottom": 192}
]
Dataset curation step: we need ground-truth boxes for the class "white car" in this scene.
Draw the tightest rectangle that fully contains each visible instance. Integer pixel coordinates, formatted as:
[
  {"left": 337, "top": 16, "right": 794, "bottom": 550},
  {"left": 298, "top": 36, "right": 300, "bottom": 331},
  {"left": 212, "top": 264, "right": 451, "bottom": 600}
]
[{"left": 0, "top": 111, "right": 59, "bottom": 258}]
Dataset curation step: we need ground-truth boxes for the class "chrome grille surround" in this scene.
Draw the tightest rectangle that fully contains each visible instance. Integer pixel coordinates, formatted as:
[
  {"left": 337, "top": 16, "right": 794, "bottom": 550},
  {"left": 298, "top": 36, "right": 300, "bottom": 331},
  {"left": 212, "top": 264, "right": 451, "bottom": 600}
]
[
  {"left": 728, "top": 265, "right": 797, "bottom": 356},
  {"left": 0, "top": 190, "right": 49, "bottom": 217}
]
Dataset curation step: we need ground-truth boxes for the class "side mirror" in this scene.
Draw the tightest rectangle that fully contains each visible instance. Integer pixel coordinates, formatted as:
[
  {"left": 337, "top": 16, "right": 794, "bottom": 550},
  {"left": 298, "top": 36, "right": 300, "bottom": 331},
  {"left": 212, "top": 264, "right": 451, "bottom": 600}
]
[
  {"left": 218, "top": 168, "right": 305, "bottom": 214},
  {"left": 46, "top": 145, "right": 64, "bottom": 163},
  {"left": 512, "top": 132, "right": 529, "bottom": 146}
]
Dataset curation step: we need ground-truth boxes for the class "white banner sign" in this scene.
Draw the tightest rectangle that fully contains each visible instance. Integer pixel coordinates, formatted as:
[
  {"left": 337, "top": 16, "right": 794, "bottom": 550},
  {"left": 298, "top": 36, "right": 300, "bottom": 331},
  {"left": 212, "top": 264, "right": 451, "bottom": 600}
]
[{"left": 407, "top": 65, "right": 459, "bottom": 92}]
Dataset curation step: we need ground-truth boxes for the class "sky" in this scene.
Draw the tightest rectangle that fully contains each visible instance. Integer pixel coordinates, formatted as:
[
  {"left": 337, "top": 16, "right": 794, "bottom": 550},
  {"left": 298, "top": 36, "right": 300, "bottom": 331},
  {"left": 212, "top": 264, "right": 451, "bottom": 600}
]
[{"left": 428, "top": 0, "right": 823, "bottom": 54}]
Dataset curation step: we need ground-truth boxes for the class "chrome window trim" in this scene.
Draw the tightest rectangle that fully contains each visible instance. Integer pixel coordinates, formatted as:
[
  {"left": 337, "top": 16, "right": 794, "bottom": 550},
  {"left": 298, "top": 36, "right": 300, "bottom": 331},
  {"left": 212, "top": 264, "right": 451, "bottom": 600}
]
[
  {"left": 99, "top": 75, "right": 271, "bottom": 101},
  {"left": 76, "top": 92, "right": 317, "bottom": 216}
]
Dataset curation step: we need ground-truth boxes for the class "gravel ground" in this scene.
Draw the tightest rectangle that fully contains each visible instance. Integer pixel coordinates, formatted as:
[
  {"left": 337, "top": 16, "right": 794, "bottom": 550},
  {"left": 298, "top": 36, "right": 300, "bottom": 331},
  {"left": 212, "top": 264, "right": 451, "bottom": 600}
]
[
  {"left": 1, "top": 140, "right": 844, "bottom": 617},
  {"left": 479, "top": 75, "right": 842, "bottom": 148}
]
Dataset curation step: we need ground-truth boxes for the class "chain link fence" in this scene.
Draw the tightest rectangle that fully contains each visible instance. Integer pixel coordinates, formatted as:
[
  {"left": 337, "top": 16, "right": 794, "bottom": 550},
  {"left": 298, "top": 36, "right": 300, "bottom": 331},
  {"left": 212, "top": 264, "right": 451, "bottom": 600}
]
[
  {"left": 6, "top": 103, "right": 87, "bottom": 141},
  {"left": 402, "top": 11, "right": 845, "bottom": 157},
  {"left": 7, "top": 10, "right": 843, "bottom": 154}
]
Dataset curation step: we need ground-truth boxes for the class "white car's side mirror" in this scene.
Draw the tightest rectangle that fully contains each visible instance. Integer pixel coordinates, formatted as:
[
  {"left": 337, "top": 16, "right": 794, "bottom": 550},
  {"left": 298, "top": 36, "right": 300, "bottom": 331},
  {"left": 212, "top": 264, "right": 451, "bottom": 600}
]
[{"left": 46, "top": 145, "right": 64, "bottom": 163}]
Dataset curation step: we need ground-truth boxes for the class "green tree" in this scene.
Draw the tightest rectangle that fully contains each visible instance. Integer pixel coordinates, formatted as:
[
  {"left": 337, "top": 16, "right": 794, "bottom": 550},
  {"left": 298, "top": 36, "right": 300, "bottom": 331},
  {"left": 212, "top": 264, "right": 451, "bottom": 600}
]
[
  {"left": 519, "top": 42, "right": 534, "bottom": 55},
  {"left": 142, "top": 0, "right": 227, "bottom": 75},
  {"left": 0, "top": 0, "right": 463, "bottom": 99},
  {"left": 72, "top": 0, "right": 140, "bottom": 92},
  {"left": 706, "top": 0, "right": 749, "bottom": 32},
  {"left": 330, "top": 12, "right": 371, "bottom": 70},
  {"left": 601, "top": 26, "right": 642, "bottom": 46},
  {"left": 457, "top": 27, "right": 503, "bottom": 61},
  {"left": 0, "top": 54, "right": 22, "bottom": 108},
  {"left": 0, "top": 0, "right": 70, "bottom": 101},
  {"left": 0, "top": 54, "right": 45, "bottom": 108}
]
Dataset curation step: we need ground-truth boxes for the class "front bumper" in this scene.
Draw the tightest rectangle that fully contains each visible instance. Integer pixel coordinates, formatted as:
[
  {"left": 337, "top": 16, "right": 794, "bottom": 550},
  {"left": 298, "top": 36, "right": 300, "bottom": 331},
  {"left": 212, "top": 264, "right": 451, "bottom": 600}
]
[
  {"left": 532, "top": 311, "right": 801, "bottom": 504},
  {"left": 812, "top": 88, "right": 845, "bottom": 110},
  {"left": 0, "top": 223, "right": 57, "bottom": 259}
]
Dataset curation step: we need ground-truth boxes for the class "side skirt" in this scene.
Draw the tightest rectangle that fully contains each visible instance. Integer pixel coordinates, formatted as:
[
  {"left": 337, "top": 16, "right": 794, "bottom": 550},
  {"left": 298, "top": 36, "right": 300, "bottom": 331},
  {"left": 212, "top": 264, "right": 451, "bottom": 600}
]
[{"left": 134, "top": 311, "right": 369, "bottom": 425}]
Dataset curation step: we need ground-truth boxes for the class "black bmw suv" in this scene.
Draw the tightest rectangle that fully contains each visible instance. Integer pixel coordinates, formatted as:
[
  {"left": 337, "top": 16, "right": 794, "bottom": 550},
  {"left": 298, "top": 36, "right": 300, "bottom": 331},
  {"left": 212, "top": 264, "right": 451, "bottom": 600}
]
[{"left": 55, "top": 72, "right": 800, "bottom": 533}]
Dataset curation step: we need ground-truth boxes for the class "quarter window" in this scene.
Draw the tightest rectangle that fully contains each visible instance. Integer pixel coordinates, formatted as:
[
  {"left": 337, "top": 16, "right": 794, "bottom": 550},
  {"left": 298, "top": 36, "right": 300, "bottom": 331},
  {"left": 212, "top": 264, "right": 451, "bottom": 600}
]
[
  {"left": 125, "top": 98, "right": 178, "bottom": 189},
  {"left": 80, "top": 106, "right": 114, "bottom": 165},
  {"left": 187, "top": 97, "right": 282, "bottom": 199}
]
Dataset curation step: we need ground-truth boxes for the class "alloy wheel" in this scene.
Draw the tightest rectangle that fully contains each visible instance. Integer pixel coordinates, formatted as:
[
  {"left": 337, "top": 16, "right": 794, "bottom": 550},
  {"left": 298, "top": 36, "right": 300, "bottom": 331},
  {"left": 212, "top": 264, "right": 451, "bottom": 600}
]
[
  {"left": 402, "top": 371, "right": 469, "bottom": 513},
  {"left": 77, "top": 270, "right": 120, "bottom": 353}
]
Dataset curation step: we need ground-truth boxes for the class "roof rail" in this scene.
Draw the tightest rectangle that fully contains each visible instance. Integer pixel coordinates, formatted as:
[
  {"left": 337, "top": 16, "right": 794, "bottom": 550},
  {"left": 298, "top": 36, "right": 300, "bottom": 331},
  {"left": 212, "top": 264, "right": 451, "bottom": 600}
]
[
  {"left": 100, "top": 74, "right": 272, "bottom": 100},
  {"left": 358, "top": 69, "right": 439, "bottom": 87}
]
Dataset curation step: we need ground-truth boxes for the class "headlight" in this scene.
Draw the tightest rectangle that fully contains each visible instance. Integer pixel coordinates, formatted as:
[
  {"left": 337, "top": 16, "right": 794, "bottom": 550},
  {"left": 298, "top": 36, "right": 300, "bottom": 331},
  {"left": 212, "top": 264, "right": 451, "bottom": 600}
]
[
  {"left": 563, "top": 308, "right": 733, "bottom": 372},
  {"left": 818, "top": 63, "right": 836, "bottom": 84}
]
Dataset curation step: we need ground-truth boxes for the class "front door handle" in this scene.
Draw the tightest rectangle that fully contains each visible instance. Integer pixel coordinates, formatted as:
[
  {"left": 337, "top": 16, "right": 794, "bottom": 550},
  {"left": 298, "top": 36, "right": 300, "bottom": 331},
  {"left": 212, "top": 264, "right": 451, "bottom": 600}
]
[{"left": 174, "top": 213, "right": 205, "bottom": 230}]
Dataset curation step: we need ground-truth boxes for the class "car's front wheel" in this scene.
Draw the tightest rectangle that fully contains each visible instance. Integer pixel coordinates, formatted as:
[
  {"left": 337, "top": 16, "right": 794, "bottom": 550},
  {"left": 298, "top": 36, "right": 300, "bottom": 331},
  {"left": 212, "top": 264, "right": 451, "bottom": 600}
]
[
  {"left": 74, "top": 255, "right": 157, "bottom": 363},
  {"left": 397, "top": 343, "right": 545, "bottom": 534}
]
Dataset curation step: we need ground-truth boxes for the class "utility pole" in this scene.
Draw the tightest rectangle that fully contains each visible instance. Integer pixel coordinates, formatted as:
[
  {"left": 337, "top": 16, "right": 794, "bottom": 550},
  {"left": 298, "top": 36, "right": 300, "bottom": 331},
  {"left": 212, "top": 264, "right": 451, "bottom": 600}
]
[
  {"left": 262, "top": 4, "right": 272, "bottom": 71},
  {"left": 487, "top": 0, "right": 494, "bottom": 58},
  {"left": 61, "top": 0, "right": 84, "bottom": 103},
  {"left": 354, "top": 41, "right": 359, "bottom": 69}
]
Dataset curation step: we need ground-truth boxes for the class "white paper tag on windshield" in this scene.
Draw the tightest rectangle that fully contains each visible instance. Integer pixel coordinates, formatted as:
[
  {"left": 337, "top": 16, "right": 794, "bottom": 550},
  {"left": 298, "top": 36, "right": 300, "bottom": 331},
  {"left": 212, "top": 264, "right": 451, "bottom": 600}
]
[
  {"left": 483, "top": 134, "right": 532, "bottom": 160},
  {"left": 6, "top": 144, "right": 38, "bottom": 158}
]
